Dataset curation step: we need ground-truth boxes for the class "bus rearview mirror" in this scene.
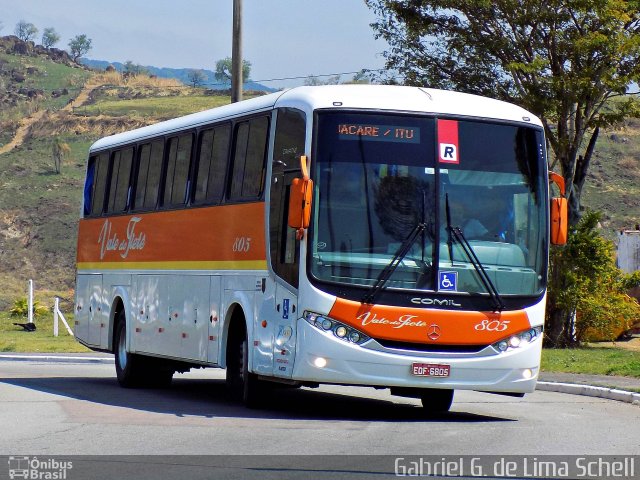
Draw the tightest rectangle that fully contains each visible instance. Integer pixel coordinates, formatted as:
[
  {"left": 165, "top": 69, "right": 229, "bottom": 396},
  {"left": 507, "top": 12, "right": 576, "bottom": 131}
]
[
  {"left": 288, "top": 177, "right": 313, "bottom": 236},
  {"left": 548, "top": 171, "right": 567, "bottom": 245},
  {"left": 550, "top": 197, "right": 568, "bottom": 245}
]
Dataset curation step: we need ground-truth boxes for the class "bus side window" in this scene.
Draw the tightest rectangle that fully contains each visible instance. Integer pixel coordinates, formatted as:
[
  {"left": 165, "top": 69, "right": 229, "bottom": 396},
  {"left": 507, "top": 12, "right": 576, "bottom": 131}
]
[
  {"left": 89, "top": 152, "right": 109, "bottom": 217},
  {"left": 134, "top": 139, "right": 164, "bottom": 211},
  {"left": 163, "top": 133, "right": 193, "bottom": 208},
  {"left": 106, "top": 147, "right": 134, "bottom": 213},
  {"left": 230, "top": 116, "right": 269, "bottom": 201},
  {"left": 193, "top": 124, "right": 230, "bottom": 205},
  {"left": 270, "top": 108, "right": 306, "bottom": 287}
]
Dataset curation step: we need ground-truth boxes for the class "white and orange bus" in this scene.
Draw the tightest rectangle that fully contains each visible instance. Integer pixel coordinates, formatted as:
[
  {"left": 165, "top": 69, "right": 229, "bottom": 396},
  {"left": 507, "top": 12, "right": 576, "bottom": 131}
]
[{"left": 75, "top": 85, "right": 567, "bottom": 412}]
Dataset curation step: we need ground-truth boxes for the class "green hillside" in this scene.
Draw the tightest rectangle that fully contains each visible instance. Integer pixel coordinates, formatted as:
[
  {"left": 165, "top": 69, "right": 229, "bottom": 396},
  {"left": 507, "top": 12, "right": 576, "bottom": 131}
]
[
  {"left": 0, "top": 37, "right": 236, "bottom": 310},
  {"left": 0, "top": 35, "right": 639, "bottom": 312}
]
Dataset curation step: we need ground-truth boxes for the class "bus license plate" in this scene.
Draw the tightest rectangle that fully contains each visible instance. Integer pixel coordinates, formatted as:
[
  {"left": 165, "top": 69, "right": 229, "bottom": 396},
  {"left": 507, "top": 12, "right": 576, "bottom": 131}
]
[{"left": 411, "top": 363, "right": 450, "bottom": 377}]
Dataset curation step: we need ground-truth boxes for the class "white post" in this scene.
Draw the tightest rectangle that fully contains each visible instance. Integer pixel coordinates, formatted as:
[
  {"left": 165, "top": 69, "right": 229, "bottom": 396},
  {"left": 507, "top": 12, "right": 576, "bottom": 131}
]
[
  {"left": 28, "top": 279, "right": 34, "bottom": 324},
  {"left": 54, "top": 297, "right": 60, "bottom": 337}
]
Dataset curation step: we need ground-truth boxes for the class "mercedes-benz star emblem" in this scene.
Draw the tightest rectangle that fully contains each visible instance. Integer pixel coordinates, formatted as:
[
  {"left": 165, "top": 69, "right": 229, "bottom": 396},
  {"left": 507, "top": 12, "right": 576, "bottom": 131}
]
[{"left": 427, "top": 324, "right": 441, "bottom": 341}]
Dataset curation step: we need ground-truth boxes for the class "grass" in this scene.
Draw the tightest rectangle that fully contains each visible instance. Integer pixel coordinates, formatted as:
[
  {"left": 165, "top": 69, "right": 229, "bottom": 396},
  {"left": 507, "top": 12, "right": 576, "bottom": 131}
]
[
  {"left": 0, "top": 52, "right": 91, "bottom": 123},
  {"left": 2, "top": 308, "right": 639, "bottom": 380},
  {"left": 76, "top": 95, "right": 231, "bottom": 119},
  {"left": 541, "top": 345, "right": 640, "bottom": 378},
  {"left": 0, "top": 311, "right": 90, "bottom": 353}
]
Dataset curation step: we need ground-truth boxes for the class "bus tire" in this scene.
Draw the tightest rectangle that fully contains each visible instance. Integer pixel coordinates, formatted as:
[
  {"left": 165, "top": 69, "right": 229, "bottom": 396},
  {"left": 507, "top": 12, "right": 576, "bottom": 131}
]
[
  {"left": 114, "top": 310, "right": 144, "bottom": 388},
  {"left": 420, "top": 388, "right": 454, "bottom": 414},
  {"left": 226, "top": 322, "right": 264, "bottom": 408}
]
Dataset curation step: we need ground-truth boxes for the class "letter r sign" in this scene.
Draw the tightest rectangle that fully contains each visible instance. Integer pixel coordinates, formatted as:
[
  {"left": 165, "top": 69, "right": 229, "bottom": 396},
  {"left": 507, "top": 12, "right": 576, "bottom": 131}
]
[
  {"left": 440, "top": 143, "right": 457, "bottom": 163},
  {"left": 438, "top": 119, "right": 460, "bottom": 164}
]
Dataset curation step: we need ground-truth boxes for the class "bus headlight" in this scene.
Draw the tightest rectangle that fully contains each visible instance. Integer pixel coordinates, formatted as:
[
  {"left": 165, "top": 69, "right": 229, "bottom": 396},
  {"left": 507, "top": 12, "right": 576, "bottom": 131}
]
[
  {"left": 491, "top": 326, "right": 543, "bottom": 354},
  {"left": 304, "top": 311, "right": 370, "bottom": 345}
]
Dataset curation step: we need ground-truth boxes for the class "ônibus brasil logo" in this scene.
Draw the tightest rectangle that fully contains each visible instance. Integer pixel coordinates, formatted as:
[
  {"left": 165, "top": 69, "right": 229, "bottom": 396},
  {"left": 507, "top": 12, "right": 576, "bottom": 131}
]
[{"left": 8, "top": 456, "right": 73, "bottom": 479}]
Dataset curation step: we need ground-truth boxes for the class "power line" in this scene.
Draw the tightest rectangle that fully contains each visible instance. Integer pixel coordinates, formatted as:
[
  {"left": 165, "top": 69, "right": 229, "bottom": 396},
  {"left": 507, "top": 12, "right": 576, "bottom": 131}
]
[{"left": 192, "top": 68, "right": 387, "bottom": 88}]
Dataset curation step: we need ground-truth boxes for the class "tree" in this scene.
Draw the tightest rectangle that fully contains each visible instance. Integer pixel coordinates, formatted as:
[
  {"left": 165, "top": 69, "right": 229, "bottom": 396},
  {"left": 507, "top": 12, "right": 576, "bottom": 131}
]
[
  {"left": 68, "top": 34, "right": 92, "bottom": 62},
  {"left": 123, "top": 60, "right": 148, "bottom": 76},
  {"left": 41, "top": 27, "right": 60, "bottom": 49},
  {"left": 52, "top": 137, "right": 70, "bottom": 174},
  {"left": 187, "top": 69, "right": 207, "bottom": 88},
  {"left": 304, "top": 74, "right": 341, "bottom": 86},
  {"left": 14, "top": 20, "right": 38, "bottom": 42},
  {"left": 366, "top": 0, "right": 640, "bottom": 224},
  {"left": 214, "top": 57, "right": 251, "bottom": 84},
  {"left": 547, "top": 211, "right": 640, "bottom": 346}
]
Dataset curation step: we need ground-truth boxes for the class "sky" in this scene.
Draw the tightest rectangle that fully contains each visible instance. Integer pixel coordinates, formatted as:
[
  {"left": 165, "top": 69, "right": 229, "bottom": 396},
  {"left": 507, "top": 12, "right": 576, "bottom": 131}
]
[{"left": 0, "top": 0, "right": 389, "bottom": 88}]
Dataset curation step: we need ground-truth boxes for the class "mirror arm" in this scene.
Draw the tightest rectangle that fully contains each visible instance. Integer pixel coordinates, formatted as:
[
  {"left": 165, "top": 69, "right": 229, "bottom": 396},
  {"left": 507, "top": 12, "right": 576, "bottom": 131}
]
[{"left": 548, "top": 171, "right": 565, "bottom": 197}]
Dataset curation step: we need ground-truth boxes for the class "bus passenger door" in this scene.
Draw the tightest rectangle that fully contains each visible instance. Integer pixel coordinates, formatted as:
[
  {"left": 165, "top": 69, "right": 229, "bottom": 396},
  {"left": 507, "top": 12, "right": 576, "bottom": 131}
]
[
  {"left": 267, "top": 107, "right": 306, "bottom": 378},
  {"left": 268, "top": 169, "right": 302, "bottom": 379}
]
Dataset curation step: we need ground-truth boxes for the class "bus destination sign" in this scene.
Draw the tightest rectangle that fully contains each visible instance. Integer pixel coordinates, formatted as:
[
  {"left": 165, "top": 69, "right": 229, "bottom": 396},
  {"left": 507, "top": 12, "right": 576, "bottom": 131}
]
[{"left": 338, "top": 124, "right": 420, "bottom": 144}]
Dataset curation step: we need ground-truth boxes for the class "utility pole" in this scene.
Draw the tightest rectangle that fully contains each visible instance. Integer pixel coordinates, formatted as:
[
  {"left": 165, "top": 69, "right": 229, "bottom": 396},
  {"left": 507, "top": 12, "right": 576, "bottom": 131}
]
[{"left": 231, "top": 0, "right": 243, "bottom": 103}]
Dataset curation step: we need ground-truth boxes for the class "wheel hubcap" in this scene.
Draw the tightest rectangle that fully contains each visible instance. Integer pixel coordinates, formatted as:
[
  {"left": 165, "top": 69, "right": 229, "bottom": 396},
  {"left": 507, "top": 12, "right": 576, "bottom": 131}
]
[{"left": 118, "top": 328, "right": 127, "bottom": 369}]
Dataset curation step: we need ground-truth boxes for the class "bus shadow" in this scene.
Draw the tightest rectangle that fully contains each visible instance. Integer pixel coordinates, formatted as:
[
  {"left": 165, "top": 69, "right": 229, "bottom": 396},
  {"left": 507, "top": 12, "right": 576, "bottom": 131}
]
[{"left": 1, "top": 373, "right": 516, "bottom": 424}]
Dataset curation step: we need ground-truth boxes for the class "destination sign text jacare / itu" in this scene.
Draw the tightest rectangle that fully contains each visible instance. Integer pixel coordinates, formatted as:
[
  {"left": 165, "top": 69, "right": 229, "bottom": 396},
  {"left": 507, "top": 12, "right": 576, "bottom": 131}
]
[{"left": 338, "top": 124, "right": 420, "bottom": 144}]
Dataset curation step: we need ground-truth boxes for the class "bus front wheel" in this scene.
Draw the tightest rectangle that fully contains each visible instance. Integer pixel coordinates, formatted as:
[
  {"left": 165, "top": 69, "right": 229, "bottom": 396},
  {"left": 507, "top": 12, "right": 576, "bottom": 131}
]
[
  {"left": 226, "top": 323, "right": 264, "bottom": 408},
  {"left": 420, "top": 388, "right": 454, "bottom": 414}
]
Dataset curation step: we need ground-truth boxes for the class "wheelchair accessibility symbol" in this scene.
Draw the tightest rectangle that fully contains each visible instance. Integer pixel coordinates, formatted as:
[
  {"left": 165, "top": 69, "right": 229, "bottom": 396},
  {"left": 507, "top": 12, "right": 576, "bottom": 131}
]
[{"left": 439, "top": 271, "right": 458, "bottom": 292}]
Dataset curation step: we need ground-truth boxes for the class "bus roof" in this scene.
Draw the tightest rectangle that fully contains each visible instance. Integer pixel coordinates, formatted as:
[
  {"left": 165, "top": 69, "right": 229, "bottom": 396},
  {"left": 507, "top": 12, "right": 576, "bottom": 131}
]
[{"left": 89, "top": 85, "right": 542, "bottom": 152}]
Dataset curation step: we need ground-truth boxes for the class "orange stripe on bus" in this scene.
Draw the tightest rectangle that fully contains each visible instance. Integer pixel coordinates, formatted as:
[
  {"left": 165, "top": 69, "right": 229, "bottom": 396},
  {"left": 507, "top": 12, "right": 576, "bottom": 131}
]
[
  {"left": 328, "top": 298, "right": 531, "bottom": 345},
  {"left": 76, "top": 260, "right": 268, "bottom": 271},
  {"left": 76, "top": 203, "right": 266, "bottom": 265}
]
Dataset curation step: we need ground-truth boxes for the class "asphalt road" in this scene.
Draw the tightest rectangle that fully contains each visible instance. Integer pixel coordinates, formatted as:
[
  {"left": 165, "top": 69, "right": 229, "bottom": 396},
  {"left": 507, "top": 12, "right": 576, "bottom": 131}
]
[{"left": 1, "top": 360, "right": 638, "bottom": 459}]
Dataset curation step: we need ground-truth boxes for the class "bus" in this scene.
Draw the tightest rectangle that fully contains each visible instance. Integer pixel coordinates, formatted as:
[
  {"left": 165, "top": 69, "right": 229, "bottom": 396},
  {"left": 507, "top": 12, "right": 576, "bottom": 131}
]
[{"left": 75, "top": 85, "right": 567, "bottom": 412}]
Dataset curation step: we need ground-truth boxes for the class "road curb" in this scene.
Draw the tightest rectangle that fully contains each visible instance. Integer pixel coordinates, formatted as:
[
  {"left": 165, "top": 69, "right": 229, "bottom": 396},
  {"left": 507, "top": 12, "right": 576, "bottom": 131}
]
[
  {"left": 537, "top": 381, "right": 640, "bottom": 406},
  {"left": 0, "top": 354, "right": 114, "bottom": 364}
]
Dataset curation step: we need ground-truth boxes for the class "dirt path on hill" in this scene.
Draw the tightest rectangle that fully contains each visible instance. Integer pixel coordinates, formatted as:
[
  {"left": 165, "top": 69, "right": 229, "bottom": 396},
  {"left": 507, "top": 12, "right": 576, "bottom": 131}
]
[
  {"left": 0, "top": 79, "right": 100, "bottom": 155},
  {"left": 0, "top": 109, "right": 47, "bottom": 155}
]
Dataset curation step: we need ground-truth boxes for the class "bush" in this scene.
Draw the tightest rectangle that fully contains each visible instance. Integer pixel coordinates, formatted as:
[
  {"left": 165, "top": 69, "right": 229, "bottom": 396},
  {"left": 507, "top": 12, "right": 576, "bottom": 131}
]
[
  {"left": 8, "top": 297, "right": 50, "bottom": 318},
  {"left": 546, "top": 210, "right": 640, "bottom": 345}
]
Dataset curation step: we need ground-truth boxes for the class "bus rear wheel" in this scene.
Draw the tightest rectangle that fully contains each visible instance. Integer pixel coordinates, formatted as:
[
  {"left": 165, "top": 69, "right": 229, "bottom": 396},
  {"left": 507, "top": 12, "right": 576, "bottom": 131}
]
[
  {"left": 114, "top": 311, "right": 173, "bottom": 388},
  {"left": 114, "top": 312, "right": 143, "bottom": 388},
  {"left": 420, "top": 388, "right": 454, "bottom": 414}
]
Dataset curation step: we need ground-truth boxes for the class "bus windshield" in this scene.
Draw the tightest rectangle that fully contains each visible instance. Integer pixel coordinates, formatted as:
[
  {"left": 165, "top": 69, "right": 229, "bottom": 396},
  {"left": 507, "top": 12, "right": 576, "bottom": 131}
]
[{"left": 309, "top": 112, "right": 547, "bottom": 299}]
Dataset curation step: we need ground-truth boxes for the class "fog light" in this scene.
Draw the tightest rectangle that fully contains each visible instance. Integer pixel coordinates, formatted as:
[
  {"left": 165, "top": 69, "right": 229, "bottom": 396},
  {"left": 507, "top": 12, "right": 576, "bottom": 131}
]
[
  {"left": 349, "top": 331, "right": 361, "bottom": 343},
  {"left": 335, "top": 326, "right": 348, "bottom": 338},
  {"left": 321, "top": 319, "right": 332, "bottom": 330},
  {"left": 314, "top": 357, "right": 327, "bottom": 368},
  {"left": 497, "top": 340, "right": 508, "bottom": 352},
  {"left": 522, "top": 368, "right": 533, "bottom": 379}
]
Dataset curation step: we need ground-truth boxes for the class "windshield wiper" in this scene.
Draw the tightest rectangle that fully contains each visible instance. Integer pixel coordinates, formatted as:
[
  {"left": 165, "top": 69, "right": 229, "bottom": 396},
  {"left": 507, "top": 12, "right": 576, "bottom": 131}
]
[
  {"left": 450, "top": 227, "right": 505, "bottom": 312},
  {"left": 362, "top": 222, "right": 426, "bottom": 304},
  {"left": 444, "top": 194, "right": 505, "bottom": 312}
]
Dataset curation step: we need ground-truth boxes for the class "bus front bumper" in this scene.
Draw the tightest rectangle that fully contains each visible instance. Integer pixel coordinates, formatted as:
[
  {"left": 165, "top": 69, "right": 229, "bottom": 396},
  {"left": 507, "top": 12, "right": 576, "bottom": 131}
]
[{"left": 291, "top": 318, "right": 541, "bottom": 394}]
